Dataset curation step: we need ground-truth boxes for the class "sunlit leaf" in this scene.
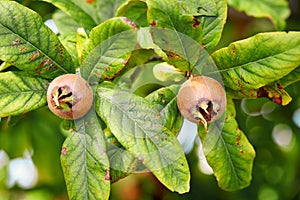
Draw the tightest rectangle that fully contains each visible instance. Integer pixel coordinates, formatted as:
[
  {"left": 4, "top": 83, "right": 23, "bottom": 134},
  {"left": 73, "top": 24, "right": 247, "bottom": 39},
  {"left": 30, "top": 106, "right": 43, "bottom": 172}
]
[
  {"left": 52, "top": 10, "right": 79, "bottom": 34},
  {"left": 61, "top": 110, "right": 110, "bottom": 200},
  {"left": 104, "top": 128, "right": 138, "bottom": 183},
  {"left": 211, "top": 32, "right": 300, "bottom": 90},
  {"left": 145, "top": 85, "right": 183, "bottom": 135},
  {"left": 147, "top": 0, "right": 202, "bottom": 43},
  {"left": 0, "top": 1, "right": 75, "bottom": 79},
  {"left": 0, "top": 62, "right": 10, "bottom": 71},
  {"left": 96, "top": 86, "right": 190, "bottom": 194},
  {"left": 152, "top": 62, "right": 184, "bottom": 82},
  {"left": 149, "top": 27, "right": 210, "bottom": 72},
  {"left": 116, "top": 0, "right": 149, "bottom": 27},
  {"left": 199, "top": 98, "right": 255, "bottom": 191},
  {"left": 228, "top": 0, "right": 290, "bottom": 30},
  {"left": 81, "top": 17, "right": 138, "bottom": 84},
  {"left": 226, "top": 83, "right": 292, "bottom": 106},
  {"left": 86, "top": 17, "right": 137, "bottom": 54},
  {"left": 0, "top": 71, "right": 48, "bottom": 117},
  {"left": 146, "top": 0, "right": 227, "bottom": 53},
  {"left": 177, "top": 0, "right": 217, "bottom": 16},
  {"left": 42, "top": 0, "right": 97, "bottom": 31},
  {"left": 95, "top": 0, "right": 128, "bottom": 22},
  {"left": 145, "top": 0, "right": 226, "bottom": 71},
  {"left": 278, "top": 65, "right": 300, "bottom": 88},
  {"left": 199, "top": 0, "right": 227, "bottom": 52},
  {"left": 59, "top": 33, "right": 78, "bottom": 66},
  {"left": 76, "top": 28, "right": 89, "bottom": 65}
]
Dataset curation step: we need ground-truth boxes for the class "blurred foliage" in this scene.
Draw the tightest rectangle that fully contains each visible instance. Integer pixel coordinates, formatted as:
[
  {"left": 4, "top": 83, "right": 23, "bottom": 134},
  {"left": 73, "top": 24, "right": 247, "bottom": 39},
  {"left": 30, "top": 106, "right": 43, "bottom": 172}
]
[
  {"left": 0, "top": 107, "right": 67, "bottom": 199},
  {"left": 0, "top": 0, "right": 300, "bottom": 199}
]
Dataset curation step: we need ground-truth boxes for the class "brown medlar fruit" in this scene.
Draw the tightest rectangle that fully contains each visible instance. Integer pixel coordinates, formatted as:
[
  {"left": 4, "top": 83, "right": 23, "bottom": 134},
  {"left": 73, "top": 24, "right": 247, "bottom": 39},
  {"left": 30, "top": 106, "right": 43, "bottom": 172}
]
[
  {"left": 47, "top": 74, "right": 93, "bottom": 119},
  {"left": 177, "top": 76, "right": 226, "bottom": 127}
]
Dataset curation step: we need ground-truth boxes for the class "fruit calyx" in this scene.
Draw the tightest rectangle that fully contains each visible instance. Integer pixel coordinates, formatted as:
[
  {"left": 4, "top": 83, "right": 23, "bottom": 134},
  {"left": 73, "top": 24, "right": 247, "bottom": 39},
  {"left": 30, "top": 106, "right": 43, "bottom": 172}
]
[
  {"left": 191, "top": 98, "right": 220, "bottom": 127},
  {"left": 52, "top": 86, "right": 75, "bottom": 111}
]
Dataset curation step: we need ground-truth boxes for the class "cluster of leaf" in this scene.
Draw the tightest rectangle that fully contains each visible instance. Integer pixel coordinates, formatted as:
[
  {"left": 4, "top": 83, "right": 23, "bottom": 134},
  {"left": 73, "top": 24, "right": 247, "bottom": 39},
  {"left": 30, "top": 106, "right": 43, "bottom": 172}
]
[{"left": 0, "top": 0, "right": 299, "bottom": 199}]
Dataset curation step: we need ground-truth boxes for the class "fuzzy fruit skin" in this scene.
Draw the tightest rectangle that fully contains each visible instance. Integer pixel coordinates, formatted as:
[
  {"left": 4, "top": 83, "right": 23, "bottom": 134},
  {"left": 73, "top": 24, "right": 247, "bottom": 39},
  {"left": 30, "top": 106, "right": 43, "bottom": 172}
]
[
  {"left": 47, "top": 74, "right": 93, "bottom": 120},
  {"left": 177, "top": 76, "right": 226, "bottom": 125}
]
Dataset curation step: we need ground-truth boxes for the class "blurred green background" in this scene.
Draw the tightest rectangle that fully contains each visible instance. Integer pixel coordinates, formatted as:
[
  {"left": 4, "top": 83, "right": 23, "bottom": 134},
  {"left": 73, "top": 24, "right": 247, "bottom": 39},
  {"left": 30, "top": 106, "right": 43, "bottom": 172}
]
[{"left": 1, "top": 0, "right": 300, "bottom": 199}]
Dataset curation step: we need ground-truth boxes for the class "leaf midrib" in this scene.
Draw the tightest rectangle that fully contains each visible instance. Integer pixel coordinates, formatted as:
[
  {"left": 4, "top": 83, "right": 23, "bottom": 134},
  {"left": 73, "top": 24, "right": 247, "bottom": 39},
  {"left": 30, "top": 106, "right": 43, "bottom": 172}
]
[
  {"left": 100, "top": 90, "right": 182, "bottom": 174},
  {"left": 210, "top": 129, "right": 240, "bottom": 188},
  {"left": 0, "top": 13, "right": 70, "bottom": 74},
  {"left": 210, "top": 45, "right": 300, "bottom": 75},
  {"left": 148, "top": 1, "right": 191, "bottom": 64}
]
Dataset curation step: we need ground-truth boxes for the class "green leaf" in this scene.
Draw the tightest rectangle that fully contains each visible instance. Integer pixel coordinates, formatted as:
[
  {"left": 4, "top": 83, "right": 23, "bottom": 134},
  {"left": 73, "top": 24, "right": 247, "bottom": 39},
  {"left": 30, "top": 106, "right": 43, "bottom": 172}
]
[
  {"left": 86, "top": 17, "right": 137, "bottom": 54},
  {"left": 48, "top": 0, "right": 127, "bottom": 26},
  {"left": 228, "top": 0, "right": 290, "bottom": 30},
  {"left": 61, "top": 110, "right": 110, "bottom": 200},
  {"left": 52, "top": 10, "right": 79, "bottom": 34},
  {"left": 152, "top": 62, "right": 184, "bottom": 82},
  {"left": 278, "top": 66, "right": 300, "bottom": 87},
  {"left": 257, "top": 84, "right": 292, "bottom": 106},
  {"left": 211, "top": 31, "right": 300, "bottom": 90},
  {"left": 149, "top": 27, "right": 210, "bottom": 72},
  {"left": 42, "top": 0, "right": 97, "bottom": 31},
  {"left": 59, "top": 33, "right": 78, "bottom": 67},
  {"left": 0, "top": 62, "right": 10, "bottom": 72},
  {"left": 81, "top": 17, "right": 138, "bottom": 84},
  {"left": 146, "top": 0, "right": 227, "bottom": 53},
  {"left": 95, "top": 0, "right": 128, "bottom": 22},
  {"left": 96, "top": 86, "right": 190, "bottom": 194},
  {"left": 76, "top": 28, "right": 90, "bottom": 65},
  {"left": 116, "top": 0, "right": 149, "bottom": 27},
  {"left": 227, "top": 83, "right": 292, "bottom": 106},
  {"left": 107, "top": 143, "right": 137, "bottom": 182},
  {"left": 144, "top": 0, "right": 226, "bottom": 70},
  {"left": 0, "top": 1, "right": 75, "bottom": 79},
  {"left": 199, "top": 98, "right": 255, "bottom": 191},
  {"left": 146, "top": 0, "right": 202, "bottom": 43},
  {"left": 104, "top": 128, "right": 138, "bottom": 183},
  {"left": 198, "top": 0, "right": 227, "bottom": 52},
  {"left": 125, "top": 49, "right": 159, "bottom": 67},
  {"left": 0, "top": 71, "right": 48, "bottom": 117},
  {"left": 113, "top": 61, "right": 168, "bottom": 97},
  {"left": 177, "top": 0, "right": 217, "bottom": 16},
  {"left": 145, "top": 85, "right": 183, "bottom": 135}
]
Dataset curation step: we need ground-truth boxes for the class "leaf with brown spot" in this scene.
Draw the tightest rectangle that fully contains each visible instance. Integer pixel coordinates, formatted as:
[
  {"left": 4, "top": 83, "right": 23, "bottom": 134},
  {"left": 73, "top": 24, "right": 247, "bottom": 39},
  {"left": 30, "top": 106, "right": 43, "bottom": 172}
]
[
  {"left": 81, "top": 17, "right": 138, "bottom": 84},
  {"left": 226, "top": 83, "right": 292, "bottom": 106},
  {"left": 212, "top": 32, "right": 300, "bottom": 91},
  {"left": 198, "top": 98, "right": 255, "bottom": 191},
  {"left": 257, "top": 84, "right": 292, "bottom": 106},
  {"left": 177, "top": 0, "right": 218, "bottom": 16},
  {"left": 116, "top": 0, "right": 149, "bottom": 27},
  {"left": 0, "top": 71, "right": 48, "bottom": 117},
  {"left": 61, "top": 110, "right": 110, "bottom": 200},
  {"left": 96, "top": 86, "right": 190, "bottom": 194},
  {"left": 0, "top": 1, "right": 75, "bottom": 79}
]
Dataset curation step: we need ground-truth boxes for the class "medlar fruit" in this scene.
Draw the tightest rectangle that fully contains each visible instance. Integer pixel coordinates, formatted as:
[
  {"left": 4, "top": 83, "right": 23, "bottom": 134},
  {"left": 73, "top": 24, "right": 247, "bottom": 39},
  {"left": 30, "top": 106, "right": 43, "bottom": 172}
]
[
  {"left": 177, "top": 76, "right": 226, "bottom": 127},
  {"left": 47, "top": 74, "right": 93, "bottom": 120}
]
